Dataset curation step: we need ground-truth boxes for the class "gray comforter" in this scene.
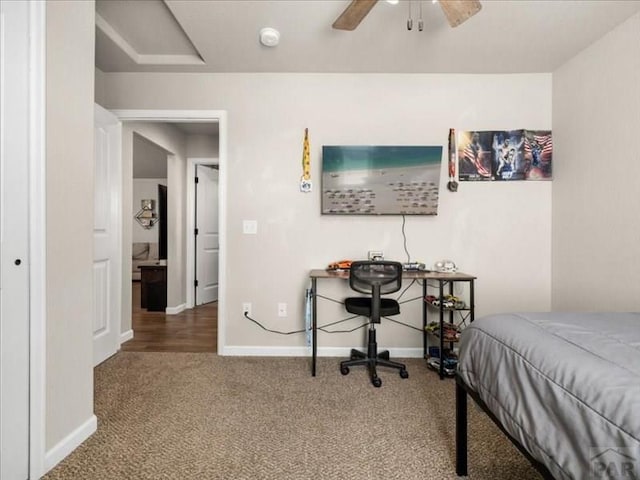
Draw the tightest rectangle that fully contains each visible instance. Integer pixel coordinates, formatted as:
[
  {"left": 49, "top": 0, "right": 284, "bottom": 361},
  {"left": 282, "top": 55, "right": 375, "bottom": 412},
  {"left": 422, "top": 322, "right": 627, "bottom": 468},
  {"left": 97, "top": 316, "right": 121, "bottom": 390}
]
[{"left": 458, "top": 312, "right": 640, "bottom": 479}]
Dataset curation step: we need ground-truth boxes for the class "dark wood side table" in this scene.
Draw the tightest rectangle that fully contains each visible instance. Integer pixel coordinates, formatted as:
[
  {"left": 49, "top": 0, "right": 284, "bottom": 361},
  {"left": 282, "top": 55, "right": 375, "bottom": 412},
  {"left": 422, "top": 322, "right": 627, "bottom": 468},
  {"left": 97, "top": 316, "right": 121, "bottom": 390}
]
[{"left": 140, "top": 264, "right": 167, "bottom": 312}]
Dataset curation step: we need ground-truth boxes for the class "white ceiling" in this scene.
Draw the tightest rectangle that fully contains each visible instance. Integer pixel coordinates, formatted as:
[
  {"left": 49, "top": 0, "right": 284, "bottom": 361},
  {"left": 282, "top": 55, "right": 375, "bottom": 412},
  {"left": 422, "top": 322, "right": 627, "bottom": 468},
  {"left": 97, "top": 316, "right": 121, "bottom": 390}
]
[{"left": 95, "top": 0, "right": 640, "bottom": 74}]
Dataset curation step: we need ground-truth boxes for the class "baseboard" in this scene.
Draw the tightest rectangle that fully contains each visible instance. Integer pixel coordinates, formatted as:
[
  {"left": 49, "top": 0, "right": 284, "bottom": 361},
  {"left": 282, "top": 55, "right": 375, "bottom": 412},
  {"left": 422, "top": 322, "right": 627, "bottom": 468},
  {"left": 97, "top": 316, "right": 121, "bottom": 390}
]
[
  {"left": 44, "top": 414, "right": 97, "bottom": 474},
  {"left": 220, "top": 346, "right": 424, "bottom": 358},
  {"left": 321, "top": 347, "right": 424, "bottom": 358},
  {"left": 120, "top": 329, "right": 134, "bottom": 344},
  {"left": 221, "top": 346, "right": 309, "bottom": 356},
  {"left": 165, "top": 303, "right": 186, "bottom": 315}
]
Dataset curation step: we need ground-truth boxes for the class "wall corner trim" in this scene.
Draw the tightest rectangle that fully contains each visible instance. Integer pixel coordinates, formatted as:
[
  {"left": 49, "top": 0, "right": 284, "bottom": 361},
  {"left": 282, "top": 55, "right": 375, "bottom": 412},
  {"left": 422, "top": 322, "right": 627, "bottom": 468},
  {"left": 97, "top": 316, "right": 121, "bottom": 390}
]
[{"left": 44, "top": 415, "right": 97, "bottom": 474}]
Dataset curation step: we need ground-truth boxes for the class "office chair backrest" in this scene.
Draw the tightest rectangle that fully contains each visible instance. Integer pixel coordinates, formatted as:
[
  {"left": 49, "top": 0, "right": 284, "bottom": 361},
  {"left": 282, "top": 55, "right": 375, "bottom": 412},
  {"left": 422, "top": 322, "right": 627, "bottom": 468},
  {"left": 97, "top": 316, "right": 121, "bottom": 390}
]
[
  {"left": 349, "top": 261, "right": 403, "bottom": 296},
  {"left": 349, "top": 261, "right": 403, "bottom": 324}
]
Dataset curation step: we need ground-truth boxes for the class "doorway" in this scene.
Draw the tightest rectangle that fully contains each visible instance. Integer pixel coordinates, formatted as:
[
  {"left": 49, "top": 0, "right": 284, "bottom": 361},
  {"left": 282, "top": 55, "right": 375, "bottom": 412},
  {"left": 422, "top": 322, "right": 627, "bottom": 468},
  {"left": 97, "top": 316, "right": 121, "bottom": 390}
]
[
  {"left": 130, "top": 131, "right": 168, "bottom": 316},
  {"left": 192, "top": 162, "right": 219, "bottom": 306},
  {"left": 113, "top": 110, "right": 227, "bottom": 354}
]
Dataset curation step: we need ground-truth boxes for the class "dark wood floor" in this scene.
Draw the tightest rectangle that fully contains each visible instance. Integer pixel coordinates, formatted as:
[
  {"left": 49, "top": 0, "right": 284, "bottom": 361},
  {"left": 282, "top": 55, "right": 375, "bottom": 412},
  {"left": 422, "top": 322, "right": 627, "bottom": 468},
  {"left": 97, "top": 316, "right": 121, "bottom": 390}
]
[{"left": 121, "top": 282, "right": 217, "bottom": 353}]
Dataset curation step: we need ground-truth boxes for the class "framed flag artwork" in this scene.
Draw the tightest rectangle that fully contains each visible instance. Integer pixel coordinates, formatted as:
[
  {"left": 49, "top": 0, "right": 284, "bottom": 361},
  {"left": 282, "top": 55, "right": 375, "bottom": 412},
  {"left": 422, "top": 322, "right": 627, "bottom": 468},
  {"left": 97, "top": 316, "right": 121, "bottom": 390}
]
[{"left": 457, "top": 129, "right": 552, "bottom": 181}]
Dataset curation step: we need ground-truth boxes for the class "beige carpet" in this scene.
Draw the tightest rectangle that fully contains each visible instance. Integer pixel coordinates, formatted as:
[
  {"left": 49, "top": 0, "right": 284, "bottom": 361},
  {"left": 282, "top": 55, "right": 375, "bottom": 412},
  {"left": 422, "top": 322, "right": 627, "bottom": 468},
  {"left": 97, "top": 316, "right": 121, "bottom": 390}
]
[{"left": 44, "top": 353, "right": 540, "bottom": 479}]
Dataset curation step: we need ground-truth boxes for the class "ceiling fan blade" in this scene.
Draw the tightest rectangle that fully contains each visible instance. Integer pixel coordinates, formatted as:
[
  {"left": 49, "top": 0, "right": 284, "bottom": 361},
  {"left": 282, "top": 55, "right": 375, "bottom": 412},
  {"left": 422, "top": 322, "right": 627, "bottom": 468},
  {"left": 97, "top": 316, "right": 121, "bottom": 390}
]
[
  {"left": 332, "top": 0, "right": 378, "bottom": 31},
  {"left": 439, "top": 0, "right": 482, "bottom": 28}
]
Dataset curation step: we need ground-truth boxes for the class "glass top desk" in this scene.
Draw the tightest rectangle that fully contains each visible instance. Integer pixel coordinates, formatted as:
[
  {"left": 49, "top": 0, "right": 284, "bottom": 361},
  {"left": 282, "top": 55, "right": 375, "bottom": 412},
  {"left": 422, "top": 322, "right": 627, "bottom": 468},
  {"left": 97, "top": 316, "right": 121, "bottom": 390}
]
[{"left": 308, "top": 269, "right": 476, "bottom": 378}]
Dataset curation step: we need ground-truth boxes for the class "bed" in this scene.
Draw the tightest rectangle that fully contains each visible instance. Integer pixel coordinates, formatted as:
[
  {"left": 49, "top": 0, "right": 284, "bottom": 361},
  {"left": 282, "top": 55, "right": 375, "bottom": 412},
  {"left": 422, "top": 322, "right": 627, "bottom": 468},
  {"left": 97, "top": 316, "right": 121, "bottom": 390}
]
[{"left": 455, "top": 312, "right": 640, "bottom": 479}]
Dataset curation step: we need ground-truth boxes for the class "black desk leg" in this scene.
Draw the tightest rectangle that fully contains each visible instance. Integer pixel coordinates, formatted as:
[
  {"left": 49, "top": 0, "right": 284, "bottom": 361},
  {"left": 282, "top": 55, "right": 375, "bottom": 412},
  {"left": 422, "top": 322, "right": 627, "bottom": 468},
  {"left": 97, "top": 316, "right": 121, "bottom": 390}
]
[
  {"left": 456, "top": 378, "right": 469, "bottom": 476},
  {"left": 312, "top": 278, "right": 317, "bottom": 377},
  {"left": 470, "top": 280, "right": 475, "bottom": 323},
  {"left": 439, "top": 280, "right": 445, "bottom": 380},
  {"left": 422, "top": 280, "right": 428, "bottom": 358}
]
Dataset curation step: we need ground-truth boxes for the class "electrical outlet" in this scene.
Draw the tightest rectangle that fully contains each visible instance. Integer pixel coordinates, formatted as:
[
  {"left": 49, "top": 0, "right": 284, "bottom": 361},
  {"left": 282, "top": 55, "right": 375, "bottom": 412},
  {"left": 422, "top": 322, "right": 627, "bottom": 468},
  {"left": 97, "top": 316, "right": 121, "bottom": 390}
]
[
  {"left": 242, "top": 302, "right": 252, "bottom": 316},
  {"left": 278, "top": 303, "right": 287, "bottom": 317},
  {"left": 243, "top": 220, "right": 258, "bottom": 234}
]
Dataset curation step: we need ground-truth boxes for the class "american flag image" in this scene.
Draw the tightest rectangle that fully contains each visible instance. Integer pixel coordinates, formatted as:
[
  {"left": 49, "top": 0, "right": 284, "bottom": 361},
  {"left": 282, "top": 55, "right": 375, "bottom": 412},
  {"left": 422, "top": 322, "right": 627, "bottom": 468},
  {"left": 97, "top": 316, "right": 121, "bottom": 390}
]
[
  {"left": 524, "top": 130, "right": 553, "bottom": 180},
  {"left": 459, "top": 131, "right": 491, "bottom": 178},
  {"left": 524, "top": 131, "right": 553, "bottom": 161}
]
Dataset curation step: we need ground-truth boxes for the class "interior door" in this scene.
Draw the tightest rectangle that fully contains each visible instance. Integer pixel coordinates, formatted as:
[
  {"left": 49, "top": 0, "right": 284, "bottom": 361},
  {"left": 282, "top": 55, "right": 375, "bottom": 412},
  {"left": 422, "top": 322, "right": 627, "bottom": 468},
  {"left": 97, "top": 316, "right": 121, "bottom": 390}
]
[
  {"left": 195, "top": 165, "right": 219, "bottom": 305},
  {"left": 0, "top": 1, "right": 30, "bottom": 477},
  {"left": 93, "top": 104, "right": 122, "bottom": 365}
]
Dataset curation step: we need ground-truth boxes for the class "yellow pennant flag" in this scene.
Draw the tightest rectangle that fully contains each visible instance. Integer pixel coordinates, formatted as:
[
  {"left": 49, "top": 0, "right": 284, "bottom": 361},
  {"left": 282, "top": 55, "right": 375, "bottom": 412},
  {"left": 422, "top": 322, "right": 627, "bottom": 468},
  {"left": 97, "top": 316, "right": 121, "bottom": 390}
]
[{"left": 300, "top": 128, "right": 312, "bottom": 193}]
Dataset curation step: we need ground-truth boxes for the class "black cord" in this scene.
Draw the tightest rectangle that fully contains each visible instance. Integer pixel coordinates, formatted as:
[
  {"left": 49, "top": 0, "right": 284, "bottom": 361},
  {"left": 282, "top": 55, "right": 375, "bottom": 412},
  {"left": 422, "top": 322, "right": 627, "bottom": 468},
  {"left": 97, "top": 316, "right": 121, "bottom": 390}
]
[
  {"left": 401, "top": 214, "right": 411, "bottom": 263},
  {"left": 245, "top": 282, "right": 425, "bottom": 336},
  {"left": 383, "top": 316, "right": 424, "bottom": 332},
  {"left": 398, "top": 295, "right": 422, "bottom": 305},
  {"left": 319, "top": 323, "right": 368, "bottom": 334},
  {"left": 244, "top": 312, "right": 306, "bottom": 335},
  {"left": 245, "top": 310, "right": 422, "bottom": 335},
  {"left": 244, "top": 312, "right": 366, "bottom": 335},
  {"left": 396, "top": 278, "right": 416, "bottom": 301},
  {"left": 317, "top": 315, "right": 361, "bottom": 328},
  {"left": 315, "top": 294, "right": 345, "bottom": 305}
]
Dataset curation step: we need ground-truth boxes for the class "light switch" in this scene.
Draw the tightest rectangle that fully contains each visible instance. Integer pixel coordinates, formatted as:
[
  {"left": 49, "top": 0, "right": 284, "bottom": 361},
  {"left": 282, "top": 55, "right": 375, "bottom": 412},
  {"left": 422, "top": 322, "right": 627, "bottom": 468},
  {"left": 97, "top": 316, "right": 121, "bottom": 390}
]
[{"left": 243, "top": 220, "right": 258, "bottom": 234}]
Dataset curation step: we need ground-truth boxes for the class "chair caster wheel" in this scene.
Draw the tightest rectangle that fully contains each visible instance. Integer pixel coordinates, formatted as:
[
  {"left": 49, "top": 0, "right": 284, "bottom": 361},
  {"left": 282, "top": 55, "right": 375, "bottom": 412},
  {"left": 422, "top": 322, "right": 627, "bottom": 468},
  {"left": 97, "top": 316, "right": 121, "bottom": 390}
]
[
  {"left": 372, "top": 377, "right": 382, "bottom": 388},
  {"left": 340, "top": 366, "right": 350, "bottom": 375},
  {"left": 400, "top": 369, "right": 409, "bottom": 379}
]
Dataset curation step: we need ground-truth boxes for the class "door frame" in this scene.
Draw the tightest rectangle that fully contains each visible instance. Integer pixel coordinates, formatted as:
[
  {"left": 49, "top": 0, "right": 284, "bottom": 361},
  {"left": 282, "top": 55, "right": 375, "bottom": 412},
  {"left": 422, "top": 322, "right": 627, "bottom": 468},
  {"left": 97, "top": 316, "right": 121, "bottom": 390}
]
[
  {"left": 27, "top": 1, "right": 47, "bottom": 477},
  {"left": 186, "top": 157, "right": 218, "bottom": 309},
  {"left": 111, "top": 110, "right": 227, "bottom": 354}
]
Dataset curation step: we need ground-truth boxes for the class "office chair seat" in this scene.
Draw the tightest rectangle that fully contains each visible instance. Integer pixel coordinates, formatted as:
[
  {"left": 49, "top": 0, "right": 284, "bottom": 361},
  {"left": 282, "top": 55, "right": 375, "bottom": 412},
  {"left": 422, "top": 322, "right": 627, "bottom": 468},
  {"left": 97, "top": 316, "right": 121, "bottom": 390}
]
[
  {"left": 340, "top": 261, "right": 408, "bottom": 387},
  {"left": 345, "top": 297, "right": 400, "bottom": 318}
]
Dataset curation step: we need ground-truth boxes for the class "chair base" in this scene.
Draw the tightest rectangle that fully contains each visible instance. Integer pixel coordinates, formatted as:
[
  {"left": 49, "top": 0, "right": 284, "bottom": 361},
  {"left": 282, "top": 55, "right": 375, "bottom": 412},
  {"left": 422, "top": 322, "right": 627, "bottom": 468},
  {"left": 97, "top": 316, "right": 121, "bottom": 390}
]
[{"left": 339, "top": 327, "right": 408, "bottom": 387}]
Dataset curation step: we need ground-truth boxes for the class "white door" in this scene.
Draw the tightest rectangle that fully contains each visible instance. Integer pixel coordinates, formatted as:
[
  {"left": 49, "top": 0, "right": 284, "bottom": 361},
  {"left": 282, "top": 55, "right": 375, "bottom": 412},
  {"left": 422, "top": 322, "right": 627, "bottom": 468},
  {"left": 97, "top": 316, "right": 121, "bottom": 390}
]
[
  {"left": 93, "top": 104, "right": 122, "bottom": 365},
  {"left": 0, "top": 1, "right": 30, "bottom": 478},
  {"left": 195, "top": 165, "right": 219, "bottom": 305}
]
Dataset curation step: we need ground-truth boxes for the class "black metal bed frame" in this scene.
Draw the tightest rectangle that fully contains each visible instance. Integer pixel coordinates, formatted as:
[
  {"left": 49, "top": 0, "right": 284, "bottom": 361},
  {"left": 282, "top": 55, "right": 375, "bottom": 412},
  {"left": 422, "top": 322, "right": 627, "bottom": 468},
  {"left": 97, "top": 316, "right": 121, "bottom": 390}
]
[{"left": 455, "top": 374, "right": 555, "bottom": 479}]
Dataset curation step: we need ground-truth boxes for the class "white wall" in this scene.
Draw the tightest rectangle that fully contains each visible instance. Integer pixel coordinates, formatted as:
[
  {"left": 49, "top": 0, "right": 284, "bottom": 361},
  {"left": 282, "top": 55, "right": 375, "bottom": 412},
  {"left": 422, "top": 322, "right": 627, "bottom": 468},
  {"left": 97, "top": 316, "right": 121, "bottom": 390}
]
[
  {"left": 45, "top": 0, "right": 95, "bottom": 454},
  {"left": 95, "top": 67, "right": 106, "bottom": 106},
  {"left": 121, "top": 122, "right": 187, "bottom": 332},
  {"left": 132, "top": 179, "right": 167, "bottom": 243},
  {"left": 552, "top": 12, "right": 640, "bottom": 311},
  {"left": 103, "top": 73, "right": 552, "bottom": 351},
  {"left": 187, "top": 134, "right": 218, "bottom": 159}
]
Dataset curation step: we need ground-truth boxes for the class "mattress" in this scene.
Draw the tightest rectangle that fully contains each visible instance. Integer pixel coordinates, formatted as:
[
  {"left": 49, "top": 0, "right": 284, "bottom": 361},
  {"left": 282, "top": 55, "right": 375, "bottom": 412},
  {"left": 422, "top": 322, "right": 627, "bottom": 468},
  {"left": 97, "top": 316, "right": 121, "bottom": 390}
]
[{"left": 458, "top": 312, "right": 640, "bottom": 479}]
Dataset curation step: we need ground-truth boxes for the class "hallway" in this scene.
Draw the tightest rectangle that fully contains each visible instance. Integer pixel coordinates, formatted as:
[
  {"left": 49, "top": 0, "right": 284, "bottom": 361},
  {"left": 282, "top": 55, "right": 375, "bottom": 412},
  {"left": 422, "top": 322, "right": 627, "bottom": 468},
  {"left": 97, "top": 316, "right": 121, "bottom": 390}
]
[{"left": 121, "top": 282, "right": 217, "bottom": 353}]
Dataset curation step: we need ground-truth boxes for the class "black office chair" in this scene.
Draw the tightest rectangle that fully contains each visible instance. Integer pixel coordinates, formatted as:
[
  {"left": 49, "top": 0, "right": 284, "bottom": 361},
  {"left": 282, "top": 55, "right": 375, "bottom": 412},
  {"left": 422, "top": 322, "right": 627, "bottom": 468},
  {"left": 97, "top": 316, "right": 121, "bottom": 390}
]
[{"left": 339, "top": 261, "right": 409, "bottom": 387}]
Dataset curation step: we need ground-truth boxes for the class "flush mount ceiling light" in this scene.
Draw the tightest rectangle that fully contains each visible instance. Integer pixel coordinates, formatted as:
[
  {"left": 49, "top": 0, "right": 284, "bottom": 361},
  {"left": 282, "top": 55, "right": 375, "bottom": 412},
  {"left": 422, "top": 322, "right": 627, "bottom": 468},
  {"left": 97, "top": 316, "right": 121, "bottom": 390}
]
[{"left": 259, "top": 27, "right": 280, "bottom": 47}]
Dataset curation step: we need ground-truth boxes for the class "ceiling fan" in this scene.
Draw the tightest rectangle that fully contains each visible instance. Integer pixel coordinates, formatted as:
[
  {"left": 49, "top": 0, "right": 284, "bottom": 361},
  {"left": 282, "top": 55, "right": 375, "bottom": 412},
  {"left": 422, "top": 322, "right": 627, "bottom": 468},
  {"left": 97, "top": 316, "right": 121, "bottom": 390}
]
[{"left": 332, "top": 0, "right": 482, "bottom": 31}]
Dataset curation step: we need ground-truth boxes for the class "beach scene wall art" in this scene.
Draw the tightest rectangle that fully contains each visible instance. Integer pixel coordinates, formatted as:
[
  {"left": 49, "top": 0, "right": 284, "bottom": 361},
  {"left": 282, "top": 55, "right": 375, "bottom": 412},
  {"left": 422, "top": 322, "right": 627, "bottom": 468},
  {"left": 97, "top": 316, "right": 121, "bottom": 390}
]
[{"left": 321, "top": 145, "right": 443, "bottom": 215}]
